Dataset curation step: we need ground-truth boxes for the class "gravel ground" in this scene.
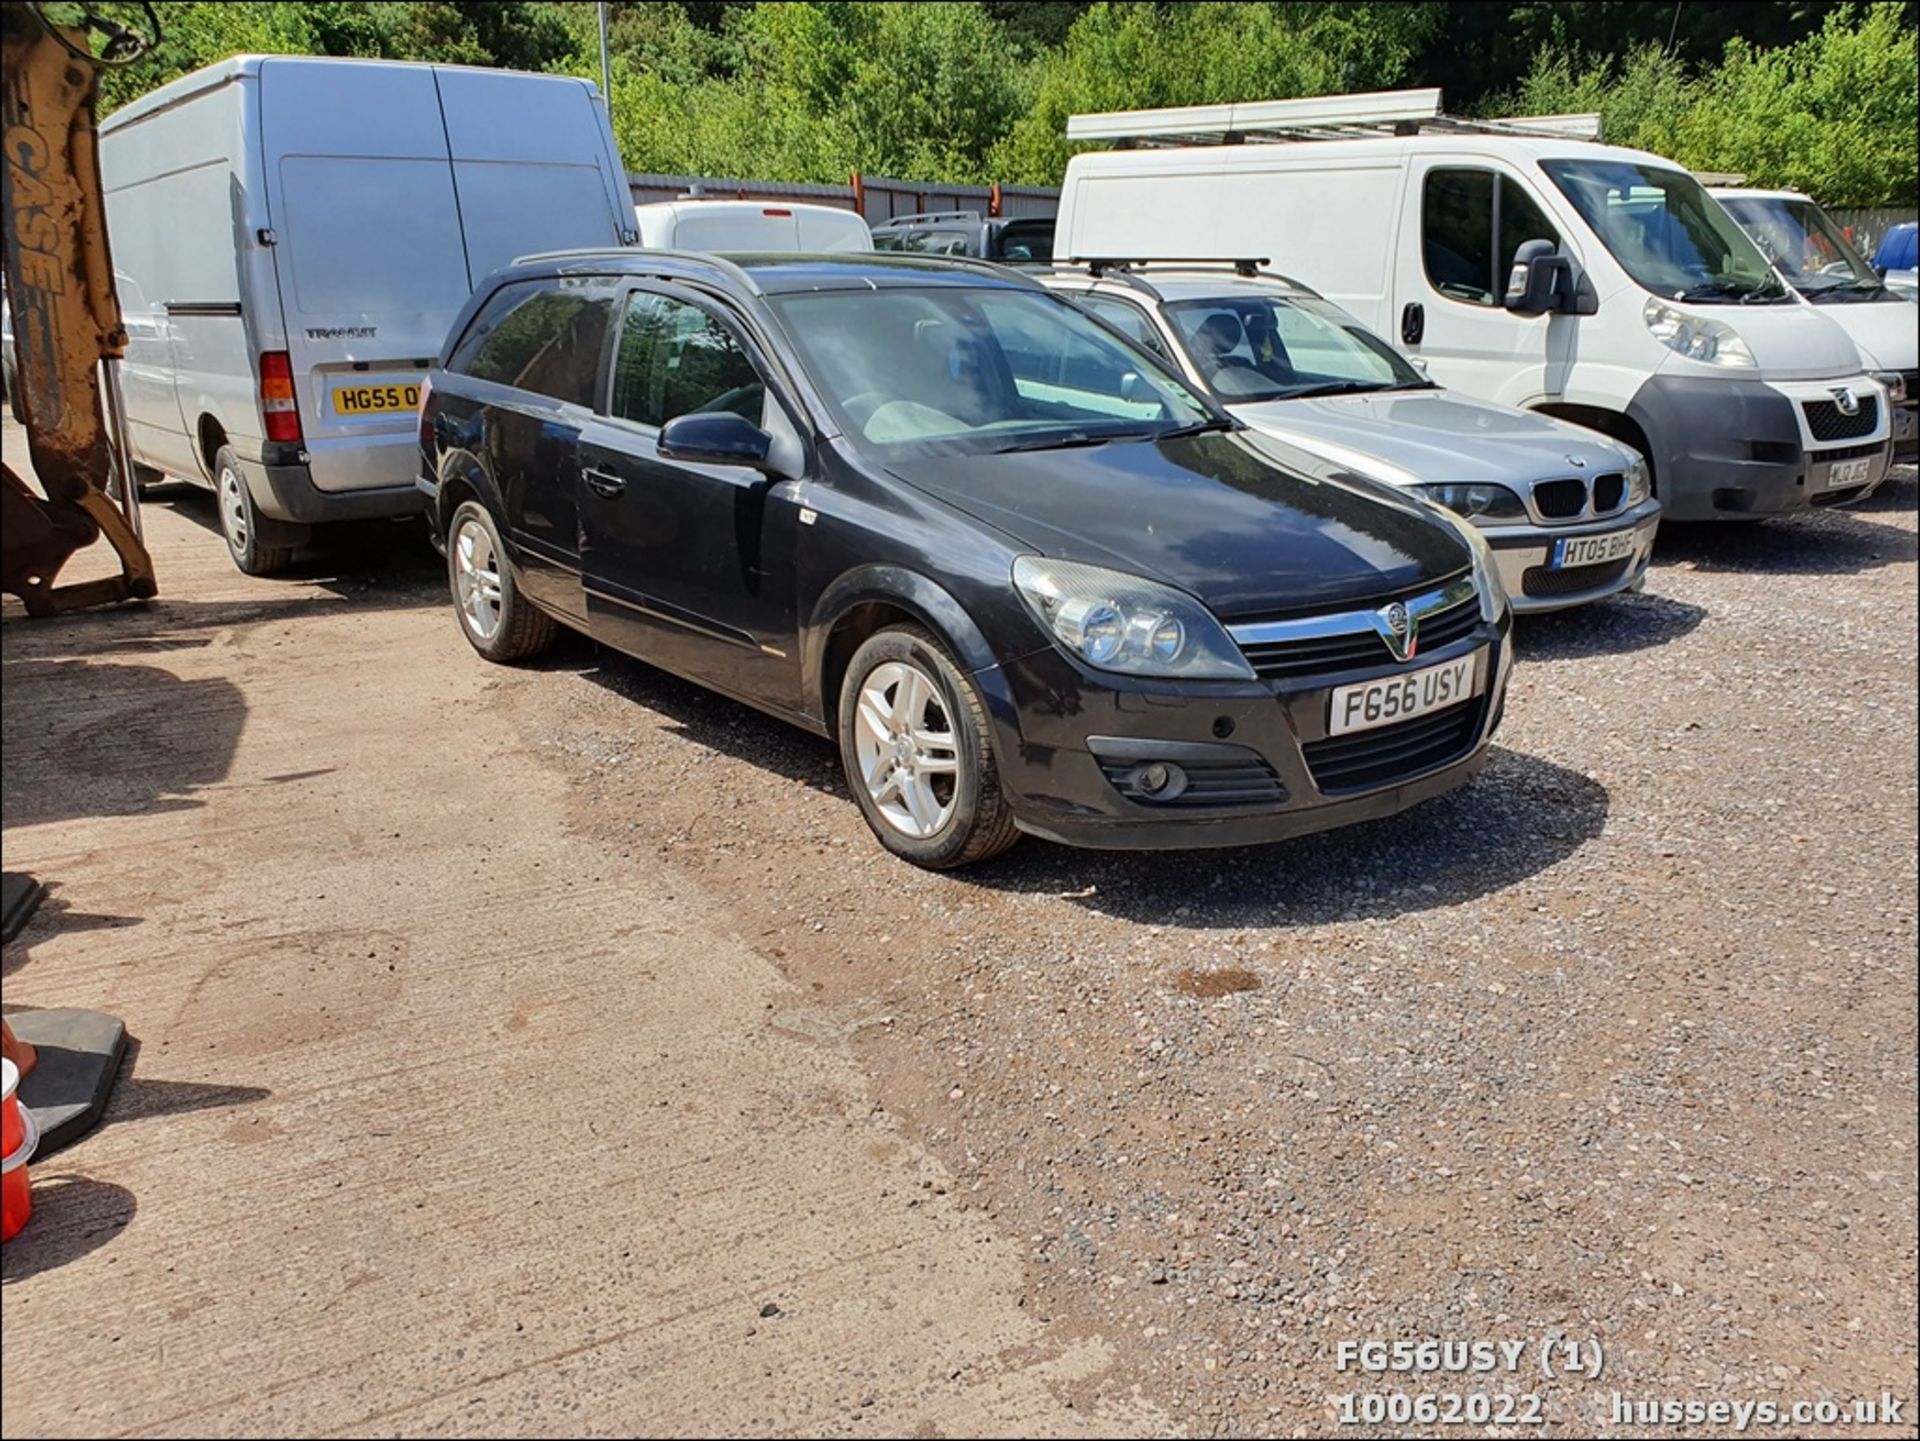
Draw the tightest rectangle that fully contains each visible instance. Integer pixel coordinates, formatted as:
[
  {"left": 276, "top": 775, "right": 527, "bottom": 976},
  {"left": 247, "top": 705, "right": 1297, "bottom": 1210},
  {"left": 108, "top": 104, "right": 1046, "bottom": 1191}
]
[{"left": 504, "top": 467, "right": 1918, "bottom": 1436}]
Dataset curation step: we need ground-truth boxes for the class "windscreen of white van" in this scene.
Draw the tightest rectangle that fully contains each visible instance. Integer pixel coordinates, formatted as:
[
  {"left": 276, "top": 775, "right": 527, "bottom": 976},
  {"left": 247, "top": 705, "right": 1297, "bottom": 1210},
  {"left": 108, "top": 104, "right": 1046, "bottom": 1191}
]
[
  {"left": 1717, "top": 194, "right": 1884, "bottom": 296},
  {"left": 1540, "top": 160, "right": 1789, "bottom": 304}
]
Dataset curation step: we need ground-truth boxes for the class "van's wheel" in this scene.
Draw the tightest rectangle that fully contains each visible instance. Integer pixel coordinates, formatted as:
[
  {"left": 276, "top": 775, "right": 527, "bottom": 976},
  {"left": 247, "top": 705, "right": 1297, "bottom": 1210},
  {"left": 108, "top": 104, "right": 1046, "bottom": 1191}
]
[
  {"left": 837, "top": 625, "right": 1018, "bottom": 869},
  {"left": 215, "top": 445, "right": 292, "bottom": 575},
  {"left": 447, "top": 499, "right": 556, "bottom": 662}
]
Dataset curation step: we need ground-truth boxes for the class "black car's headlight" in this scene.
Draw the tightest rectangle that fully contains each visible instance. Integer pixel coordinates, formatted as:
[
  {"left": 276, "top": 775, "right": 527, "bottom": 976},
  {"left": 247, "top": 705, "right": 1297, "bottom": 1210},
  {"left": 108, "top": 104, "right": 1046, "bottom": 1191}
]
[
  {"left": 1427, "top": 513, "right": 1509, "bottom": 624},
  {"left": 1011, "top": 557, "right": 1254, "bottom": 680},
  {"left": 1413, "top": 482, "right": 1528, "bottom": 523}
]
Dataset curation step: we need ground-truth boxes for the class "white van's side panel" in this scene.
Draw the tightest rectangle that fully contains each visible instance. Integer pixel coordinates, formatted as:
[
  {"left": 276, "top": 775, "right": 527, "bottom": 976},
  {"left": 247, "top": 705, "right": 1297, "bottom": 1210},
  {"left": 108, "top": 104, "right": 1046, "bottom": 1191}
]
[
  {"left": 633, "top": 200, "right": 874, "bottom": 253},
  {"left": 101, "top": 73, "right": 265, "bottom": 483}
]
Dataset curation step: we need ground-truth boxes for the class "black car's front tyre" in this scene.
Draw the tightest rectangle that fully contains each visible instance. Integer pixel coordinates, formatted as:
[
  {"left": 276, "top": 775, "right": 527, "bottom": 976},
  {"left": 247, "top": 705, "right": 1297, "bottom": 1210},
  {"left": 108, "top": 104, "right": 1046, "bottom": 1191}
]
[
  {"left": 837, "top": 625, "right": 1018, "bottom": 869},
  {"left": 447, "top": 499, "right": 556, "bottom": 662}
]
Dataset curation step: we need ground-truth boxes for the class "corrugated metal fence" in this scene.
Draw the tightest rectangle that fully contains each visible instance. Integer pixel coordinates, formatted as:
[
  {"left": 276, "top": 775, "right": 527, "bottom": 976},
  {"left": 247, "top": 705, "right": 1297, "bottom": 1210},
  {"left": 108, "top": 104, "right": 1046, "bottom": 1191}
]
[
  {"left": 1826, "top": 208, "right": 1917, "bottom": 256},
  {"left": 629, "top": 171, "right": 1060, "bottom": 222}
]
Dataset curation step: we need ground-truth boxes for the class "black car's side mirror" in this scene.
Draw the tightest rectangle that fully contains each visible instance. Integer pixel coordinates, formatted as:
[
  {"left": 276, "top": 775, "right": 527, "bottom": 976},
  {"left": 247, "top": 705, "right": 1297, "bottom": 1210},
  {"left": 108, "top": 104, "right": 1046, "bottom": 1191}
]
[
  {"left": 1504, "top": 238, "right": 1573, "bottom": 315},
  {"left": 659, "top": 411, "right": 774, "bottom": 470}
]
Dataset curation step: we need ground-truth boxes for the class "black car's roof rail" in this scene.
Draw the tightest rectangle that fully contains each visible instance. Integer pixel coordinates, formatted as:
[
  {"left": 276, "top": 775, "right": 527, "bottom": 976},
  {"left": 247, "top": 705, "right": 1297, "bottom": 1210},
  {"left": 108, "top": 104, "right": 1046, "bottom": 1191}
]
[
  {"left": 508, "top": 247, "right": 766, "bottom": 296},
  {"left": 907, "top": 254, "right": 1048, "bottom": 287},
  {"left": 873, "top": 210, "right": 981, "bottom": 228}
]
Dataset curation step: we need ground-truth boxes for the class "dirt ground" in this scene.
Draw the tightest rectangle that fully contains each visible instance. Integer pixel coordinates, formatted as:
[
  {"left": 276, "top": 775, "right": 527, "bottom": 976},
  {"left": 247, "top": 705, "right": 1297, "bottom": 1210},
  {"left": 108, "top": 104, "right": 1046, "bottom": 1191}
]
[{"left": 2, "top": 418, "right": 1915, "bottom": 1437}]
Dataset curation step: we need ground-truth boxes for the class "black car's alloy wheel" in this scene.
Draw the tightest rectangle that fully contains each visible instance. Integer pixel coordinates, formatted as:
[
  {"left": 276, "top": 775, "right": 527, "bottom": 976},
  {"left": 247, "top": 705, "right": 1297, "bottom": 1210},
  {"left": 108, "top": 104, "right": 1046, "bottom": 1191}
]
[{"left": 838, "top": 625, "right": 1017, "bottom": 868}]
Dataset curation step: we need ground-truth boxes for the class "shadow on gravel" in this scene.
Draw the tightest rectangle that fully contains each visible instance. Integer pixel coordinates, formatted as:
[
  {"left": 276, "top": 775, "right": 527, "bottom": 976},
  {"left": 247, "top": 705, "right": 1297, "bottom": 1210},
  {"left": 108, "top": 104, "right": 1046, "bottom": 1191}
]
[
  {"left": 962, "top": 745, "right": 1608, "bottom": 927},
  {"left": 1513, "top": 590, "right": 1706, "bottom": 661},
  {"left": 1653, "top": 505, "right": 1917, "bottom": 575},
  {"left": 1848, "top": 467, "right": 1918, "bottom": 514},
  {"left": 573, "top": 650, "right": 1608, "bottom": 926},
  {"left": 153, "top": 484, "right": 444, "bottom": 606}
]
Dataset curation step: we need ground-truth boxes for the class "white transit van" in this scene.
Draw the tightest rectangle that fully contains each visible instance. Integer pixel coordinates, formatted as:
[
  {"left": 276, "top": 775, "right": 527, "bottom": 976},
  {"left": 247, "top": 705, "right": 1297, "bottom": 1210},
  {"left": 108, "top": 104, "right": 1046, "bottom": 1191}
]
[
  {"left": 632, "top": 199, "right": 873, "bottom": 253},
  {"left": 1711, "top": 185, "right": 1917, "bottom": 463},
  {"left": 1055, "top": 90, "right": 1895, "bottom": 519},
  {"left": 100, "top": 57, "right": 635, "bottom": 573}
]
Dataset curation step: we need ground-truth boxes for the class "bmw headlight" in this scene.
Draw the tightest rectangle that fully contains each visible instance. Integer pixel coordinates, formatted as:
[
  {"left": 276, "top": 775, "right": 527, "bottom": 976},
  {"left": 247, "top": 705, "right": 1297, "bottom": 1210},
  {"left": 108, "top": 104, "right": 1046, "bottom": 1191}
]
[
  {"left": 1625, "top": 455, "right": 1652, "bottom": 505},
  {"left": 1643, "top": 298, "right": 1755, "bottom": 367},
  {"left": 1412, "top": 482, "right": 1527, "bottom": 523},
  {"left": 1011, "top": 557, "right": 1254, "bottom": 680}
]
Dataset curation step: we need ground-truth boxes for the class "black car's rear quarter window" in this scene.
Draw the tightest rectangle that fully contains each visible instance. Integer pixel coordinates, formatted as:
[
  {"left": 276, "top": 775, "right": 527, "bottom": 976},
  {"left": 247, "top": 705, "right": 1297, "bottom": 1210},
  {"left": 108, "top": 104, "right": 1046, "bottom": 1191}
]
[{"left": 448, "top": 277, "right": 616, "bottom": 408}]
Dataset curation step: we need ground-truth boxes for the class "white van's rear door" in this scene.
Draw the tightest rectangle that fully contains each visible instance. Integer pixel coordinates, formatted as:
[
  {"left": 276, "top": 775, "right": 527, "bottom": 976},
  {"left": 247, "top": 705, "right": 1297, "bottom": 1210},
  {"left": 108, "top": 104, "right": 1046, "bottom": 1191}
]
[
  {"left": 260, "top": 59, "right": 473, "bottom": 494},
  {"left": 434, "top": 68, "right": 630, "bottom": 279}
]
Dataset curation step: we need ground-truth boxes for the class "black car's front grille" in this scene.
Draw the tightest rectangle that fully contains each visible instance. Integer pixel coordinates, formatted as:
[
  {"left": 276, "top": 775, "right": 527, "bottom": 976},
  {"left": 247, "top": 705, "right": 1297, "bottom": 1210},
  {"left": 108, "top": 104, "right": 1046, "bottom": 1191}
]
[
  {"left": 1591, "top": 471, "right": 1627, "bottom": 512},
  {"left": 1532, "top": 478, "right": 1588, "bottom": 518},
  {"left": 1238, "top": 596, "right": 1480, "bottom": 681},
  {"left": 1303, "top": 697, "right": 1486, "bottom": 794},
  {"left": 1096, "top": 753, "right": 1287, "bottom": 808},
  {"left": 1803, "top": 394, "right": 1879, "bottom": 442},
  {"left": 1522, "top": 557, "right": 1635, "bottom": 599}
]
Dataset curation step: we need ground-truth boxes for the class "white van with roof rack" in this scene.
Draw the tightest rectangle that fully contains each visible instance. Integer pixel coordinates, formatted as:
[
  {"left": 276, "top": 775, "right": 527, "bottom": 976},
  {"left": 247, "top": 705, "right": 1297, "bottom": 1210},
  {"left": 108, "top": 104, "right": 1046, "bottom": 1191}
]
[
  {"left": 99, "top": 56, "right": 634, "bottom": 574},
  {"left": 1055, "top": 89, "right": 1894, "bottom": 520}
]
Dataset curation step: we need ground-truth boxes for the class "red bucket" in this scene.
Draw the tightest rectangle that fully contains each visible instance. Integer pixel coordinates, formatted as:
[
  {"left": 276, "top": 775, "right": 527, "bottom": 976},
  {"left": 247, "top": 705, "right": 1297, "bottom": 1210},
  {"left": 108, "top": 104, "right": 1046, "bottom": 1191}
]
[
  {"left": 1, "top": 1094, "right": 36, "bottom": 1243},
  {"left": 1, "top": 1058, "right": 22, "bottom": 1158}
]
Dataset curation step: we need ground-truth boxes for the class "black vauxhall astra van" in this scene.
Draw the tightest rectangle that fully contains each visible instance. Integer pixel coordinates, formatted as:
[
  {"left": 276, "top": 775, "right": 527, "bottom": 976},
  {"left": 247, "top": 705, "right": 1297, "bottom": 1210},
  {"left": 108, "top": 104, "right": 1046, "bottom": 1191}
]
[{"left": 418, "top": 252, "right": 1512, "bottom": 867}]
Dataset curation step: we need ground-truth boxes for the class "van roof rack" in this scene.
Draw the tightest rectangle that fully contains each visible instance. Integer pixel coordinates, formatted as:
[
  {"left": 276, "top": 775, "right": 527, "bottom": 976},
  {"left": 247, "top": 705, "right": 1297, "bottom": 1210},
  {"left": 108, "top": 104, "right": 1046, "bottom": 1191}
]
[
  {"left": 874, "top": 210, "right": 981, "bottom": 227},
  {"left": 1070, "top": 257, "right": 1319, "bottom": 298},
  {"left": 1066, "top": 88, "right": 1601, "bottom": 146}
]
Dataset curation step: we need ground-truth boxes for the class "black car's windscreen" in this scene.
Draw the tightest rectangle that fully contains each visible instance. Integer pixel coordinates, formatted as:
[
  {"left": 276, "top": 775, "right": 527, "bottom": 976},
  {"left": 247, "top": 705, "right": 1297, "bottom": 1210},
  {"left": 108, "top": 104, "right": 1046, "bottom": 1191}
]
[
  {"left": 1541, "top": 159, "right": 1787, "bottom": 303},
  {"left": 770, "top": 286, "right": 1214, "bottom": 457},
  {"left": 1163, "top": 294, "right": 1428, "bottom": 402}
]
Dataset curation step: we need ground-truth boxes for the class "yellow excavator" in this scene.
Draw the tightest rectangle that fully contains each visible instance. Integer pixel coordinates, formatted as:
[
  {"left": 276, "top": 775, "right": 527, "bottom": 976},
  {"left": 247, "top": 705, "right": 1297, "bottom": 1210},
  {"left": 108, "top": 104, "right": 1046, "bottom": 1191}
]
[{"left": 1, "top": 1, "right": 159, "bottom": 616}]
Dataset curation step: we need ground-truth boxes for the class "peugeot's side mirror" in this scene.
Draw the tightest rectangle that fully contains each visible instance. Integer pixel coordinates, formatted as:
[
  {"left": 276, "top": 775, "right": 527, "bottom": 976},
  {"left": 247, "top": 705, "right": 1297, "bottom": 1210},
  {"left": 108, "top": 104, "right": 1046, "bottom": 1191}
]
[
  {"left": 658, "top": 411, "right": 774, "bottom": 470},
  {"left": 1504, "top": 238, "right": 1573, "bottom": 316}
]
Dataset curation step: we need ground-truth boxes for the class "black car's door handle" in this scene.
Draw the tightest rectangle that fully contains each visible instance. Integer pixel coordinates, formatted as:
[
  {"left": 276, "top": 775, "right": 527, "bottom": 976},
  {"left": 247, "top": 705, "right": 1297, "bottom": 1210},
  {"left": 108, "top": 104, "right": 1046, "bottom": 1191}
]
[
  {"left": 582, "top": 466, "right": 626, "bottom": 499},
  {"left": 1401, "top": 301, "right": 1425, "bottom": 346}
]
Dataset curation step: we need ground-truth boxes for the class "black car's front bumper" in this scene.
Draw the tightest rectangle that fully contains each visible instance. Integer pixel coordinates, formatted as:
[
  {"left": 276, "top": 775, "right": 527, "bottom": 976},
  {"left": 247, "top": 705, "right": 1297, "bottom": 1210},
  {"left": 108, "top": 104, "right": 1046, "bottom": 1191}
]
[{"left": 984, "top": 613, "right": 1512, "bottom": 850}]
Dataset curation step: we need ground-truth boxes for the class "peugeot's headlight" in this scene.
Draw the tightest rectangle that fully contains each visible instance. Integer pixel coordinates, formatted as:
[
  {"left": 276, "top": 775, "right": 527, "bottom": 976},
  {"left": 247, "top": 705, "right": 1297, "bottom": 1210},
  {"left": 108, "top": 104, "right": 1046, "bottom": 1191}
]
[
  {"left": 1873, "top": 370, "right": 1907, "bottom": 404},
  {"left": 1643, "top": 298, "right": 1756, "bottom": 367},
  {"left": 1625, "top": 455, "right": 1652, "bottom": 505},
  {"left": 1413, "top": 482, "right": 1528, "bottom": 524},
  {"left": 1011, "top": 557, "right": 1254, "bottom": 680}
]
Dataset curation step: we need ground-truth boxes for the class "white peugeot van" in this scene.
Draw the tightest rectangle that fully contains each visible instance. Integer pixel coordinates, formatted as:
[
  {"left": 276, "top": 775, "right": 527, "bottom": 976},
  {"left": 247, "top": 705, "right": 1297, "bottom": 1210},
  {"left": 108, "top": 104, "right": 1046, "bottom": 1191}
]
[
  {"left": 1711, "top": 185, "right": 1917, "bottom": 463},
  {"left": 632, "top": 198, "right": 874, "bottom": 253},
  {"left": 100, "top": 57, "right": 636, "bottom": 573},
  {"left": 1055, "top": 90, "right": 1894, "bottom": 520}
]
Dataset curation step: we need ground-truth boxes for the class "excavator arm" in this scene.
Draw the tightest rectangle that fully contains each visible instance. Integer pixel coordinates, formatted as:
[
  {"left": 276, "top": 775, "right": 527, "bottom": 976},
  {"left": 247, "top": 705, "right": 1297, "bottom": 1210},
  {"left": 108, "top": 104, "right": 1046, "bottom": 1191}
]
[{"left": 1, "top": 1, "right": 158, "bottom": 615}]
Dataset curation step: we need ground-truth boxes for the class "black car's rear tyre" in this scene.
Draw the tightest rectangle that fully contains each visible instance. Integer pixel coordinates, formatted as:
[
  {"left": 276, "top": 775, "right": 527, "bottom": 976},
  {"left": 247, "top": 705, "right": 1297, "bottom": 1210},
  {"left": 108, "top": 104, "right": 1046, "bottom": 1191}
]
[
  {"left": 448, "top": 499, "right": 556, "bottom": 662},
  {"left": 838, "top": 625, "right": 1017, "bottom": 869},
  {"left": 215, "top": 445, "right": 292, "bottom": 576}
]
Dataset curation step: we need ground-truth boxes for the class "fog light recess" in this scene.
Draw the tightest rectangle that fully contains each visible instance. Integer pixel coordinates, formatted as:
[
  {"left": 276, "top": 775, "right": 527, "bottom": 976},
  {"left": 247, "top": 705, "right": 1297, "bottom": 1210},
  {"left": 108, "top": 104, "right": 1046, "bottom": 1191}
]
[{"left": 1129, "top": 761, "right": 1188, "bottom": 800}]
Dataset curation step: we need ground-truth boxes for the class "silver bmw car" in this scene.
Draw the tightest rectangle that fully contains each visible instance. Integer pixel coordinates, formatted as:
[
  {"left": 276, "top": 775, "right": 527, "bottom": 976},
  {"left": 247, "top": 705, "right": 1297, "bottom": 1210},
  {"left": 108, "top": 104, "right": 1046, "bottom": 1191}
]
[{"left": 1035, "top": 262, "right": 1663, "bottom": 613}]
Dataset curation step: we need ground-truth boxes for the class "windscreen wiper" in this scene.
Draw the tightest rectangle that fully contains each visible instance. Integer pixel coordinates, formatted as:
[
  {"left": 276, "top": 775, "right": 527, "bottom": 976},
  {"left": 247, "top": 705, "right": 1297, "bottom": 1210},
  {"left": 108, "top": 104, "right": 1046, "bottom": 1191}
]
[
  {"left": 1283, "top": 380, "right": 1393, "bottom": 399},
  {"left": 1151, "top": 418, "right": 1236, "bottom": 440},
  {"left": 994, "top": 429, "right": 1144, "bottom": 454}
]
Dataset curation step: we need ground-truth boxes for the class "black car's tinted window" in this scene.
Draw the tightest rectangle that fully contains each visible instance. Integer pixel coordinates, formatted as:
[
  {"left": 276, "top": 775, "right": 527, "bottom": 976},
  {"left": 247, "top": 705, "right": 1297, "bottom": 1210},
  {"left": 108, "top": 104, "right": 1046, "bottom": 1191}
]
[
  {"left": 995, "top": 220, "right": 1055, "bottom": 263},
  {"left": 1423, "top": 169, "right": 1562, "bottom": 306},
  {"left": 448, "top": 278, "right": 615, "bottom": 407},
  {"left": 611, "top": 292, "right": 764, "bottom": 430}
]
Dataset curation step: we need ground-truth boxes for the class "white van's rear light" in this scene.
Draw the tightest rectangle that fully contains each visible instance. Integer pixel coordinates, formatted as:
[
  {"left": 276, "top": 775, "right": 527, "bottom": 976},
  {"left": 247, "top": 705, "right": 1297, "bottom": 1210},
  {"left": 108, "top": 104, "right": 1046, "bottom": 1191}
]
[
  {"left": 762, "top": 208, "right": 792, "bottom": 217},
  {"left": 260, "top": 351, "right": 303, "bottom": 443}
]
